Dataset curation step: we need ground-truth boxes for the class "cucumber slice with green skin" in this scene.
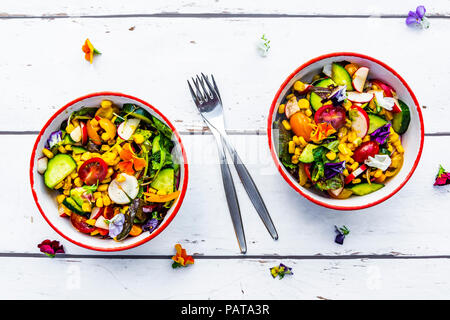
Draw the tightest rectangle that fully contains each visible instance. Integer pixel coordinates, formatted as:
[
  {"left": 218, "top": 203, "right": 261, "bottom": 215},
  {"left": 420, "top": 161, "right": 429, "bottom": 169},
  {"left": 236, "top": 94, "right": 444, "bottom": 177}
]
[
  {"left": 368, "top": 114, "right": 388, "bottom": 134},
  {"left": 298, "top": 144, "right": 319, "bottom": 163},
  {"left": 151, "top": 168, "right": 174, "bottom": 194},
  {"left": 392, "top": 100, "right": 411, "bottom": 134},
  {"left": 122, "top": 104, "right": 153, "bottom": 124},
  {"left": 44, "top": 154, "right": 76, "bottom": 189},
  {"left": 62, "top": 197, "right": 84, "bottom": 215},
  {"left": 331, "top": 63, "right": 354, "bottom": 91},
  {"left": 349, "top": 183, "right": 384, "bottom": 196},
  {"left": 309, "top": 78, "right": 336, "bottom": 111},
  {"left": 72, "top": 146, "right": 87, "bottom": 154}
]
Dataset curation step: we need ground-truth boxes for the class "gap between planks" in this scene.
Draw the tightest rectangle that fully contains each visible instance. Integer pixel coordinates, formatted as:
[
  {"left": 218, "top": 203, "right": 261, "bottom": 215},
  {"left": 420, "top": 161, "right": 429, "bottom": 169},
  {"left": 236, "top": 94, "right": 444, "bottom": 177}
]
[
  {"left": 2, "top": 253, "right": 450, "bottom": 260},
  {"left": 0, "top": 13, "right": 450, "bottom": 20}
]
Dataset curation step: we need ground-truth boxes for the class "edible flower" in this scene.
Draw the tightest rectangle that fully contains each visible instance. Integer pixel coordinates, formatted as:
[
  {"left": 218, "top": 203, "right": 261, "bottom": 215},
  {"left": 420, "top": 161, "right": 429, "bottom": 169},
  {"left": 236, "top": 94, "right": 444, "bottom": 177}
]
[
  {"left": 270, "top": 263, "right": 293, "bottom": 279},
  {"left": 142, "top": 218, "right": 159, "bottom": 233},
  {"left": 257, "top": 34, "right": 271, "bottom": 57},
  {"left": 434, "top": 165, "right": 450, "bottom": 186},
  {"left": 310, "top": 122, "right": 336, "bottom": 143},
  {"left": 108, "top": 213, "right": 125, "bottom": 239},
  {"left": 324, "top": 161, "right": 345, "bottom": 179},
  {"left": 406, "top": 6, "right": 430, "bottom": 29},
  {"left": 118, "top": 143, "right": 147, "bottom": 175},
  {"left": 365, "top": 154, "right": 392, "bottom": 171},
  {"left": 81, "top": 38, "right": 101, "bottom": 63},
  {"left": 335, "top": 225, "right": 350, "bottom": 245},
  {"left": 38, "top": 239, "right": 64, "bottom": 258},
  {"left": 46, "top": 130, "right": 62, "bottom": 149},
  {"left": 370, "top": 123, "right": 391, "bottom": 144},
  {"left": 171, "top": 244, "right": 194, "bottom": 268}
]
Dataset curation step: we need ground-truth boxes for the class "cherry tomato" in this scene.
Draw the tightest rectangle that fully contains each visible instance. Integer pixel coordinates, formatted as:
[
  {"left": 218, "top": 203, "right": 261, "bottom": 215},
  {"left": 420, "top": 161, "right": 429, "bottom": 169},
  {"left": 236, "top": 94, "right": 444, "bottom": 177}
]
[
  {"left": 314, "top": 105, "right": 346, "bottom": 130},
  {"left": 352, "top": 141, "right": 380, "bottom": 163},
  {"left": 78, "top": 157, "right": 108, "bottom": 185},
  {"left": 289, "top": 112, "right": 313, "bottom": 142},
  {"left": 70, "top": 213, "right": 96, "bottom": 234},
  {"left": 304, "top": 163, "right": 312, "bottom": 181},
  {"left": 103, "top": 206, "right": 115, "bottom": 220}
]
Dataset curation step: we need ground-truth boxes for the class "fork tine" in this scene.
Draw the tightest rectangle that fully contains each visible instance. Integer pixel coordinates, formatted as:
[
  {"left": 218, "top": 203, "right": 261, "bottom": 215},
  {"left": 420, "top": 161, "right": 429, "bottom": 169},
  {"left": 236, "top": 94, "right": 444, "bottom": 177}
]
[
  {"left": 201, "top": 73, "right": 218, "bottom": 100},
  {"left": 211, "top": 74, "right": 222, "bottom": 101},
  {"left": 192, "top": 77, "right": 205, "bottom": 102},
  {"left": 196, "top": 74, "right": 212, "bottom": 101},
  {"left": 187, "top": 80, "right": 200, "bottom": 106}
]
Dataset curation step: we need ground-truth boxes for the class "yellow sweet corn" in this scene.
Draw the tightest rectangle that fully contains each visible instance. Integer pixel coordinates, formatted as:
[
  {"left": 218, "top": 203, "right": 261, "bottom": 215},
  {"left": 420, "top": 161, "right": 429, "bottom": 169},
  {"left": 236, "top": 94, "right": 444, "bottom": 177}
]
[
  {"left": 374, "top": 169, "right": 383, "bottom": 178},
  {"left": 54, "top": 181, "right": 64, "bottom": 189},
  {"left": 96, "top": 197, "right": 104, "bottom": 208},
  {"left": 293, "top": 81, "right": 306, "bottom": 92},
  {"left": 98, "top": 184, "right": 109, "bottom": 192},
  {"left": 116, "top": 174, "right": 126, "bottom": 183},
  {"left": 353, "top": 137, "right": 362, "bottom": 147},
  {"left": 294, "top": 147, "right": 301, "bottom": 156},
  {"left": 101, "top": 177, "right": 111, "bottom": 184},
  {"left": 305, "top": 109, "right": 312, "bottom": 117},
  {"left": 74, "top": 177, "right": 83, "bottom": 187},
  {"left": 292, "top": 136, "right": 300, "bottom": 146},
  {"left": 363, "top": 135, "right": 371, "bottom": 142},
  {"left": 347, "top": 131, "right": 357, "bottom": 143},
  {"left": 81, "top": 152, "right": 92, "bottom": 161},
  {"left": 86, "top": 219, "right": 96, "bottom": 226},
  {"left": 148, "top": 187, "right": 157, "bottom": 194},
  {"left": 70, "top": 172, "right": 78, "bottom": 179},
  {"left": 347, "top": 157, "right": 354, "bottom": 164},
  {"left": 73, "top": 154, "right": 81, "bottom": 162},
  {"left": 42, "top": 148, "right": 54, "bottom": 159},
  {"left": 298, "top": 99, "right": 310, "bottom": 109},
  {"left": 343, "top": 169, "right": 349, "bottom": 177},
  {"left": 298, "top": 136, "right": 308, "bottom": 147},
  {"left": 93, "top": 192, "right": 102, "bottom": 200},
  {"left": 338, "top": 144, "right": 349, "bottom": 155},
  {"left": 288, "top": 141, "right": 295, "bottom": 154},
  {"left": 101, "top": 145, "right": 110, "bottom": 152},
  {"left": 291, "top": 155, "right": 299, "bottom": 164},
  {"left": 278, "top": 104, "right": 285, "bottom": 114},
  {"left": 101, "top": 100, "right": 112, "bottom": 108},
  {"left": 82, "top": 202, "right": 92, "bottom": 212},
  {"left": 66, "top": 124, "right": 75, "bottom": 134},
  {"left": 102, "top": 194, "right": 111, "bottom": 207},
  {"left": 282, "top": 120, "right": 291, "bottom": 131},
  {"left": 105, "top": 167, "right": 114, "bottom": 178},
  {"left": 133, "top": 133, "right": 145, "bottom": 144},
  {"left": 326, "top": 151, "right": 336, "bottom": 161},
  {"left": 286, "top": 93, "right": 294, "bottom": 100},
  {"left": 343, "top": 100, "right": 352, "bottom": 110},
  {"left": 63, "top": 189, "right": 70, "bottom": 196},
  {"left": 90, "top": 119, "right": 98, "bottom": 127},
  {"left": 350, "top": 162, "right": 359, "bottom": 171},
  {"left": 56, "top": 195, "right": 66, "bottom": 204},
  {"left": 65, "top": 144, "right": 72, "bottom": 151},
  {"left": 352, "top": 178, "right": 361, "bottom": 184},
  {"left": 101, "top": 152, "right": 116, "bottom": 166}
]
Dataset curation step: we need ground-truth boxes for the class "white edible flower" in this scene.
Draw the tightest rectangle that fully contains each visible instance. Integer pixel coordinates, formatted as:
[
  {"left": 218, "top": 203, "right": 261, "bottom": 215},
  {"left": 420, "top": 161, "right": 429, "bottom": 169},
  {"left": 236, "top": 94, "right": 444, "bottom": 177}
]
[
  {"left": 257, "top": 34, "right": 271, "bottom": 57},
  {"left": 373, "top": 91, "right": 394, "bottom": 111},
  {"left": 364, "top": 154, "right": 392, "bottom": 171}
]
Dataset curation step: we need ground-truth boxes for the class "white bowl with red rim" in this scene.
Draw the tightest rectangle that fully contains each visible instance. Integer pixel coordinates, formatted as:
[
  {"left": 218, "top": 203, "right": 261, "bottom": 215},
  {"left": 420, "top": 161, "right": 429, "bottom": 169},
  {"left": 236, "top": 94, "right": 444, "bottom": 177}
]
[
  {"left": 30, "top": 92, "right": 189, "bottom": 251},
  {"left": 268, "top": 53, "right": 424, "bottom": 210}
]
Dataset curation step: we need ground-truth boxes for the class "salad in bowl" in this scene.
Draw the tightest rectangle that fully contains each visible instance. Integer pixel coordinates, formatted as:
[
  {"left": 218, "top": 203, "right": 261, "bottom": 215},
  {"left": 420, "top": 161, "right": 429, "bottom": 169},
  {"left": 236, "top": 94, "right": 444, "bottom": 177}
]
[
  {"left": 30, "top": 93, "right": 188, "bottom": 251},
  {"left": 268, "top": 53, "right": 423, "bottom": 210}
]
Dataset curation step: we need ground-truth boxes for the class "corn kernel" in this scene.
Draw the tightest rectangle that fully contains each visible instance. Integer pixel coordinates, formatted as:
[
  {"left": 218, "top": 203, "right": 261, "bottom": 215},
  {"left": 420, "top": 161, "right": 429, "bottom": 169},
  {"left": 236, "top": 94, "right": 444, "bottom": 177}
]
[
  {"left": 56, "top": 195, "right": 66, "bottom": 204},
  {"left": 101, "top": 145, "right": 110, "bottom": 152},
  {"left": 363, "top": 135, "right": 371, "bottom": 142},
  {"left": 74, "top": 177, "right": 83, "bottom": 187},
  {"left": 347, "top": 157, "right": 354, "bottom": 164},
  {"left": 101, "top": 100, "right": 113, "bottom": 108},
  {"left": 54, "top": 181, "right": 64, "bottom": 189},
  {"left": 338, "top": 144, "right": 349, "bottom": 155},
  {"left": 70, "top": 172, "right": 78, "bottom": 179},
  {"left": 65, "top": 144, "right": 72, "bottom": 151},
  {"left": 352, "top": 178, "right": 361, "bottom": 184},
  {"left": 57, "top": 145, "right": 66, "bottom": 154},
  {"left": 293, "top": 81, "right": 306, "bottom": 92},
  {"left": 94, "top": 192, "right": 102, "bottom": 200},
  {"left": 353, "top": 137, "right": 362, "bottom": 147},
  {"left": 42, "top": 148, "right": 54, "bottom": 159},
  {"left": 133, "top": 133, "right": 145, "bottom": 144},
  {"left": 98, "top": 184, "right": 109, "bottom": 192},
  {"left": 82, "top": 202, "right": 92, "bottom": 212},
  {"left": 96, "top": 197, "right": 104, "bottom": 208},
  {"left": 343, "top": 100, "right": 352, "bottom": 110},
  {"left": 292, "top": 136, "right": 300, "bottom": 146},
  {"left": 396, "top": 144, "right": 404, "bottom": 153},
  {"left": 294, "top": 147, "right": 301, "bottom": 156},
  {"left": 278, "top": 104, "right": 285, "bottom": 114},
  {"left": 326, "top": 151, "right": 336, "bottom": 161},
  {"left": 350, "top": 162, "right": 359, "bottom": 171},
  {"left": 298, "top": 136, "right": 308, "bottom": 147},
  {"left": 343, "top": 169, "right": 349, "bottom": 177},
  {"left": 374, "top": 169, "right": 383, "bottom": 178},
  {"left": 90, "top": 119, "right": 98, "bottom": 127},
  {"left": 116, "top": 174, "right": 126, "bottom": 183},
  {"left": 291, "top": 155, "right": 299, "bottom": 164},
  {"left": 288, "top": 141, "right": 295, "bottom": 154},
  {"left": 63, "top": 189, "right": 70, "bottom": 196},
  {"left": 102, "top": 195, "right": 111, "bottom": 207},
  {"left": 81, "top": 152, "right": 92, "bottom": 161},
  {"left": 286, "top": 93, "right": 294, "bottom": 100},
  {"left": 305, "top": 109, "right": 312, "bottom": 117},
  {"left": 73, "top": 154, "right": 81, "bottom": 162},
  {"left": 66, "top": 124, "right": 75, "bottom": 134},
  {"left": 101, "top": 177, "right": 112, "bottom": 184},
  {"left": 282, "top": 120, "right": 291, "bottom": 131},
  {"left": 86, "top": 219, "right": 96, "bottom": 226},
  {"left": 101, "top": 152, "right": 116, "bottom": 166},
  {"left": 298, "top": 98, "right": 310, "bottom": 109},
  {"left": 148, "top": 188, "right": 157, "bottom": 194}
]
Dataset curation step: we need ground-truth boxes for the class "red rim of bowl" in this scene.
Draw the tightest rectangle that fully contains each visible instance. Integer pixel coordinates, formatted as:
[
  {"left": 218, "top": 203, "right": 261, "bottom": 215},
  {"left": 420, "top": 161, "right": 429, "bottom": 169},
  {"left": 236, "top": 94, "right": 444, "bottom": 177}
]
[
  {"left": 267, "top": 52, "right": 424, "bottom": 211},
  {"left": 30, "top": 92, "right": 189, "bottom": 251}
]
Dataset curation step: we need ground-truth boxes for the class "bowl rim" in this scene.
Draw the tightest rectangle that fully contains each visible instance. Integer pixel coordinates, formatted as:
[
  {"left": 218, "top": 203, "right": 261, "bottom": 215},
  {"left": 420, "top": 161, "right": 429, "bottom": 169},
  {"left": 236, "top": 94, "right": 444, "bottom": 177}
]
[
  {"left": 29, "top": 91, "right": 189, "bottom": 251},
  {"left": 267, "top": 52, "right": 424, "bottom": 211}
]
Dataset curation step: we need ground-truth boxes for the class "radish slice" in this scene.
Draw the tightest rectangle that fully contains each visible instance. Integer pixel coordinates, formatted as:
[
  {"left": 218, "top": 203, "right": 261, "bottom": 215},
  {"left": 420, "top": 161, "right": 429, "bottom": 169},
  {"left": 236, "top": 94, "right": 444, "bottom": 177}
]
[
  {"left": 345, "top": 164, "right": 367, "bottom": 184},
  {"left": 351, "top": 67, "right": 369, "bottom": 93},
  {"left": 37, "top": 157, "right": 48, "bottom": 174},
  {"left": 94, "top": 216, "right": 109, "bottom": 230},
  {"left": 347, "top": 92, "right": 374, "bottom": 103},
  {"left": 90, "top": 207, "right": 104, "bottom": 220},
  {"left": 108, "top": 173, "right": 139, "bottom": 204},
  {"left": 70, "top": 125, "right": 82, "bottom": 143},
  {"left": 349, "top": 106, "right": 369, "bottom": 138},
  {"left": 117, "top": 118, "right": 141, "bottom": 140},
  {"left": 80, "top": 122, "right": 88, "bottom": 145}
]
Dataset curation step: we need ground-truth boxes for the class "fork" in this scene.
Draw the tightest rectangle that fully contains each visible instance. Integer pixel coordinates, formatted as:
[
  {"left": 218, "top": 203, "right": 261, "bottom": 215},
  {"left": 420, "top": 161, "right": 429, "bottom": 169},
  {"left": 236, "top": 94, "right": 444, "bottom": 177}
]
[{"left": 187, "top": 74, "right": 278, "bottom": 250}]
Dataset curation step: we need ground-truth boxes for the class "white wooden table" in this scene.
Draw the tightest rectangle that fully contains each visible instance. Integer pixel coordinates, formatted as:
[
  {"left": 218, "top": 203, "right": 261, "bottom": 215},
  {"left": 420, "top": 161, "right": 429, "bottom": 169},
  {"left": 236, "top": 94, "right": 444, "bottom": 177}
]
[{"left": 2, "top": 1, "right": 450, "bottom": 299}]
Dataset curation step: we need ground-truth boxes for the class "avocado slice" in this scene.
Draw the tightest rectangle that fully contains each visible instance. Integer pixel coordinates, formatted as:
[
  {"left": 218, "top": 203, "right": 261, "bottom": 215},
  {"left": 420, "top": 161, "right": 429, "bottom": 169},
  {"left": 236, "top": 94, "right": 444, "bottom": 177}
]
[
  {"left": 349, "top": 183, "right": 384, "bottom": 196},
  {"left": 331, "top": 63, "right": 354, "bottom": 91},
  {"left": 299, "top": 144, "right": 319, "bottom": 163},
  {"left": 368, "top": 114, "right": 388, "bottom": 134},
  {"left": 309, "top": 78, "right": 336, "bottom": 111}
]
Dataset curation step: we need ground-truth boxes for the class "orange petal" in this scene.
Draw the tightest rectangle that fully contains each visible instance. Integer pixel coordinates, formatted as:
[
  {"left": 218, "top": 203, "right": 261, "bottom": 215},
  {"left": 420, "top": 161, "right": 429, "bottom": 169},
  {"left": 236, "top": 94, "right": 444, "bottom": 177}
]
[
  {"left": 120, "top": 147, "right": 134, "bottom": 161},
  {"left": 117, "top": 161, "right": 135, "bottom": 175},
  {"left": 133, "top": 157, "right": 147, "bottom": 171}
]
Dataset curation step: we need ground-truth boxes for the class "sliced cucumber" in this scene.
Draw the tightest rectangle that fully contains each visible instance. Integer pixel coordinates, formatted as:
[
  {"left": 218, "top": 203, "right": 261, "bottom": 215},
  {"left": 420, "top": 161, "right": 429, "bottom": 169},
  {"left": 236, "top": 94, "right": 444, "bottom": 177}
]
[
  {"left": 331, "top": 63, "right": 353, "bottom": 91},
  {"left": 151, "top": 168, "right": 174, "bottom": 194},
  {"left": 70, "top": 187, "right": 86, "bottom": 207},
  {"left": 392, "top": 100, "right": 411, "bottom": 134},
  {"left": 309, "top": 78, "right": 336, "bottom": 111},
  {"left": 368, "top": 114, "right": 388, "bottom": 134},
  {"left": 298, "top": 144, "right": 319, "bottom": 163},
  {"left": 349, "top": 183, "right": 384, "bottom": 196},
  {"left": 72, "top": 146, "right": 87, "bottom": 154},
  {"left": 62, "top": 197, "right": 84, "bottom": 215},
  {"left": 44, "top": 154, "right": 76, "bottom": 189},
  {"left": 122, "top": 104, "right": 152, "bottom": 124}
]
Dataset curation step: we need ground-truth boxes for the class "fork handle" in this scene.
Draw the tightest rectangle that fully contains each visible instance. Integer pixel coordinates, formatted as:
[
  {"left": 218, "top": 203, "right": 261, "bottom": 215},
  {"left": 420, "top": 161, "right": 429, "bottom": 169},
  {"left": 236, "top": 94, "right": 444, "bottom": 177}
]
[
  {"left": 211, "top": 131, "right": 247, "bottom": 254},
  {"left": 223, "top": 139, "right": 279, "bottom": 240}
]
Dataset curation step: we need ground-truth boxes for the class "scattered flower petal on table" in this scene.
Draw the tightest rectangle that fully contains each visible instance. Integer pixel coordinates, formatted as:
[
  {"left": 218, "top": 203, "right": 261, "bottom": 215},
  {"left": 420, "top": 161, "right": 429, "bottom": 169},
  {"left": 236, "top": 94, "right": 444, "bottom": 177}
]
[
  {"left": 335, "top": 225, "right": 350, "bottom": 245},
  {"left": 270, "top": 263, "right": 293, "bottom": 279},
  {"left": 81, "top": 38, "right": 101, "bottom": 63},
  {"left": 434, "top": 165, "right": 450, "bottom": 186},
  {"left": 406, "top": 6, "right": 430, "bottom": 29},
  {"left": 37, "top": 239, "right": 64, "bottom": 258},
  {"left": 257, "top": 34, "right": 271, "bottom": 57},
  {"left": 172, "top": 244, "right": 194, "bottom": 268}
]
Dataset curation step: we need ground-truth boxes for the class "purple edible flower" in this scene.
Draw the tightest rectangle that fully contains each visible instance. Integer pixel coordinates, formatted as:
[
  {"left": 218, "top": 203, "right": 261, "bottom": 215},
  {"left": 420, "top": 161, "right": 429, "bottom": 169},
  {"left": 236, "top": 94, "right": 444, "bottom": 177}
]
[
  {"left": 38, "top": 239, "right": 64, "bottom": 258},
  {"left": 142, "top": 218, "right": 159, "bottom": 233},
  {"left": 270, "top": 263, "right": 293, "bottom": 279},
  {"left": 46, "top": 130, "right": 62, "bottom": 149},
  {"left": 108, "top": 214, "right": 125, "bottom": 238},
  {"left": 406, "top": 6, "right": 430, "bottom": 29},
  {"left": 370, "top": 123, "right": 391, "bottom": 144},
  {"left": 434, "top": 165, "right": 450, "bottom": 186},
  {"left": 335, "top": 225, "right": 350, "bottom": 245},
  {"left": 324, "top": 161, "right": 345, "bottom": 179}
]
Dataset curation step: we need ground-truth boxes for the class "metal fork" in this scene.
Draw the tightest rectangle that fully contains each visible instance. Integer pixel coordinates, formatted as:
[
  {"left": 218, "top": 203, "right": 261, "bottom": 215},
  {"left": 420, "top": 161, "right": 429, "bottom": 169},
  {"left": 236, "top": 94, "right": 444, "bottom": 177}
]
[{"left": 187, "top": 74, "right": 278, "bottom": 251}]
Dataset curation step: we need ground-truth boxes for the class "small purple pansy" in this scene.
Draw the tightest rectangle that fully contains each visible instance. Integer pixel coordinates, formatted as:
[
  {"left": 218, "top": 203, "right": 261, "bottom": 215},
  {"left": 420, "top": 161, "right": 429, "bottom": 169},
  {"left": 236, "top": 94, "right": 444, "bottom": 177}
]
[
  {"left": 38, "top": 239, "right": 64, "bottom": 258},
  {"left": 406, "top": 6, "right": 430, "bottom": 29}
]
